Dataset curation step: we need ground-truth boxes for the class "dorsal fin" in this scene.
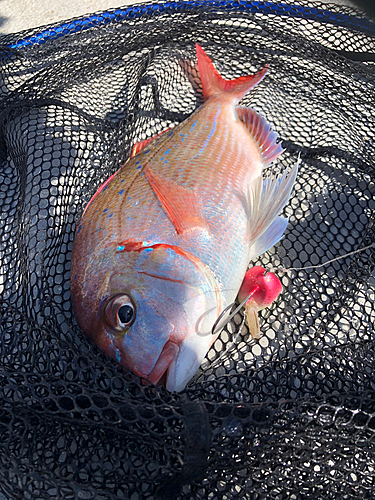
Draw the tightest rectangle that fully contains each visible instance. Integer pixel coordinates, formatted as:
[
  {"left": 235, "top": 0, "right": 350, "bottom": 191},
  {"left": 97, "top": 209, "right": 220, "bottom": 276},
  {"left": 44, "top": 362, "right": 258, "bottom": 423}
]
[
  {"left": 196, "top": 43, "right": 268, "bottom": 102},
  {"left": 145, "top": 166, "right": 207, "bottom": 235},
  {"left": 236, "top": 107, "right": 284, "bottom": 166},
  {"left": 130, "top": 128, "right": 172, "bottom": 158},
  {"left": 81, "top": 170, "right": 118, "bottom": 218}
]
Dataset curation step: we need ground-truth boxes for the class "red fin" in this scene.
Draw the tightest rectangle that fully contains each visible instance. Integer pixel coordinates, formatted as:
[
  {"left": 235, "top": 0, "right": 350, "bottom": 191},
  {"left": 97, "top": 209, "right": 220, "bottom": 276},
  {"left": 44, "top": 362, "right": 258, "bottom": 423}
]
[
  {"left": 236, "top": 107, "right": 284, "bottom": 166},
  {"left": 196, "top": 43, "right": 268, "bottom": 101},
  {"left": 130, "top": 128, "right": 172, "bottom": 158},
  {"left": 82, "top": 170, "right": 118, "bottom": 217},
  {"left": 179, "top": 58, "right": 201, "bottom": 95},
  {"left": 145, "top": 167, "right": 207, "bottom": 235}
]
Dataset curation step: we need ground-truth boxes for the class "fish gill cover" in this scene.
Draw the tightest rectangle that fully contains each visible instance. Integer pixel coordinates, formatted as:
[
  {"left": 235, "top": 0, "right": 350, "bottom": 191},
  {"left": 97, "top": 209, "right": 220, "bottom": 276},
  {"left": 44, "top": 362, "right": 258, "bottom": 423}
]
[{"left": 0, "top": 0, "right": 374, "bottom": 498}]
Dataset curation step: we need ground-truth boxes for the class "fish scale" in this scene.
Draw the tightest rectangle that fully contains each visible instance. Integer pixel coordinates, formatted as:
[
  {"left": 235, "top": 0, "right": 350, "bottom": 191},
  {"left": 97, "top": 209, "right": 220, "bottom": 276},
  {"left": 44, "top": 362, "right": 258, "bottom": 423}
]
[
  {"left": 83, "top": 107, "right": 253, "bottom": 271},
  {"left": 105, "top": 124, "right": 248, "bottom": 289},
  {"left": 71, "top": 44, "right": 298, "bottom": 392}
]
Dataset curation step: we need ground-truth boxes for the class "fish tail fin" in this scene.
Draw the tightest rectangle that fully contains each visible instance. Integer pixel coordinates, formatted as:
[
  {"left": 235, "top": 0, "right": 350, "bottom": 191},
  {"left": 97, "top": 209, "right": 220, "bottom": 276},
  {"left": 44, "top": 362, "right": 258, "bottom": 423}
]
[{"left": 196, "top": 43, "right": 268, "bottom": 102}]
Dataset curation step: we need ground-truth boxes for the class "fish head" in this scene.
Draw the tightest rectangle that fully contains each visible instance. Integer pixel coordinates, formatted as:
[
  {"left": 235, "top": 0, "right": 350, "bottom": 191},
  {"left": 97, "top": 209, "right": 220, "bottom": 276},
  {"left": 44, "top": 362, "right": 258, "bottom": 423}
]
[{"left": 71, "top": 241, "right": 222, "bottom": 392}]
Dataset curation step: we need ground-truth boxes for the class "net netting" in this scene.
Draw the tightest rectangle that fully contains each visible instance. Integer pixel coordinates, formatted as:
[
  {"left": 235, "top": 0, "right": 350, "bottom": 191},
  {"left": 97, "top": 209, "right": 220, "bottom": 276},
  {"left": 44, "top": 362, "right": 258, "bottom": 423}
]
[{"left": 0, "top": 1, "right": 374, "bottom": 498}]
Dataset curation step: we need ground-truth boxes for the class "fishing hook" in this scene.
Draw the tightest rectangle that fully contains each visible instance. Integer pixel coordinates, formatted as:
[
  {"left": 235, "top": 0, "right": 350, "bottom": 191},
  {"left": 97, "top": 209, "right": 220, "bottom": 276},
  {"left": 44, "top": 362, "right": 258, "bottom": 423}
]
[{"left": 211, "top": 285, "right": 260, "bottom": 335}]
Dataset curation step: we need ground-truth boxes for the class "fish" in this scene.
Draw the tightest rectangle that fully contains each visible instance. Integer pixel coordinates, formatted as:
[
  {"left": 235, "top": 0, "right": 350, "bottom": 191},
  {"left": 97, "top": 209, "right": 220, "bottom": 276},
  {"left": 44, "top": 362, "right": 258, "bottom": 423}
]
[{"left": 70, "top": 43, "right": 298, "bottom": 392}]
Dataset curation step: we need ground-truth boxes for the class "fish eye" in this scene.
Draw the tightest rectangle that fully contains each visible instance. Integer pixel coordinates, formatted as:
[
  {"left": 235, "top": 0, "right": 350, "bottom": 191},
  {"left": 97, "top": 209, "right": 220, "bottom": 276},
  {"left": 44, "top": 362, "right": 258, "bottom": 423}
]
[
  {"left": 118, "top": 304, "right": 134, "bottom": 325},
  {"left": 105, "top": 294, "right": 136, "bottom": 332}
]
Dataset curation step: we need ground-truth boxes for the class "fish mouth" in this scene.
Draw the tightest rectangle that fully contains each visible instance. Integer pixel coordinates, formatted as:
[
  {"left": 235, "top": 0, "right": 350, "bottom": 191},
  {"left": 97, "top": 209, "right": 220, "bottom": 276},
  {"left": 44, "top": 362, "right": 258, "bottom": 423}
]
[
  {"left": 147, "top": 340, "right": 180, "bottom": 386},
  {"left": 148, "top": 334, "right": 214, "bottom": 392},
  {"left": 147, "top": 337, "right": 208, "bottom": 392}
]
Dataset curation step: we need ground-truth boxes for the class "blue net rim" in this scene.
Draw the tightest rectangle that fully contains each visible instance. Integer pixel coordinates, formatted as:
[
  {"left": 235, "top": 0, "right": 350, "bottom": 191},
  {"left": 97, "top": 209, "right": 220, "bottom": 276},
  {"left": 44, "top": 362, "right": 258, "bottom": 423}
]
[{"left": 7, "top": 0, "right": 375, "bottom": 51}]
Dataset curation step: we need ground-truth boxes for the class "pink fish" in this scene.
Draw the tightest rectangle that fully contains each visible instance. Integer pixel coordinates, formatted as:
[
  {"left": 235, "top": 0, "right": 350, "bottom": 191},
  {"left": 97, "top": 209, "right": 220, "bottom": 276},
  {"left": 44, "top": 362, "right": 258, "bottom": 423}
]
[{"left": 70, "top": 44, "right": 298, "bottom": 392}]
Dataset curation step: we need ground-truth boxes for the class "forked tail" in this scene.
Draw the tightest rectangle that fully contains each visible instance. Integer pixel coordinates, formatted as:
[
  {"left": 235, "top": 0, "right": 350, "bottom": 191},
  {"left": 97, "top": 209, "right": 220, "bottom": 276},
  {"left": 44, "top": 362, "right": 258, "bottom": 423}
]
[{"left": 196, "top": 43, "right": 268, "bottom": 102}]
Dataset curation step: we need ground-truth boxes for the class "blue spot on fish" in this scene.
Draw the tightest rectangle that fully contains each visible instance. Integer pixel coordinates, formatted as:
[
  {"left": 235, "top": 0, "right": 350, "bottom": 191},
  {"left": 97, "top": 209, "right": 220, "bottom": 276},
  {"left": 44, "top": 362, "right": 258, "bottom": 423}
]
[
  {"left": 190, "top": 120, "right": 197, "bottom": 130},
  {"left": 77, "top": 224, "right": 82, "bottom": 234},
  {"left": 115, "top": 348, "right": 122, "bottom": 363},
  {"left": 118, "top": 189, "right": 125, "bottom": 195},
  {"left": 144, "top": 248, "right": 153, "bottom": 253},
  {"left": 103, "top": 209, "right": 108, "bottom": 213},
  {"left": 107, "top": 213, "right": 113, "bottom": 218},
  {"left": 136, "top": 164, "right": 143, "bottom": 170},
  {"left": 164, "top": 149, "right": 171, "bottom": 155},
  {"left": 117, "top": 245, "right": 125, "bottom": 251},
  {"left": 166, "top": 247, "right": 175, "bottom": 258}
]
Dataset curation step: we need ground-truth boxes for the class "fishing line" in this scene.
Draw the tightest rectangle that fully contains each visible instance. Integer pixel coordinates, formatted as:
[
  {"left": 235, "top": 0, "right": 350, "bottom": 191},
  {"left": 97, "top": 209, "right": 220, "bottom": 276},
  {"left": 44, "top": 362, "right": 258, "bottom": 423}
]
[
  {"left": 208, "top": 307, "right": 248, "bottom": 368},
  {"left": 268, "top": 242, "right": 375, "bottom": 276},
  {"left": 211, "top": 286, "right": 259, "bottom": 336},
  {"left": 212, "top": 242, "right": 375, "bottom": 339}
]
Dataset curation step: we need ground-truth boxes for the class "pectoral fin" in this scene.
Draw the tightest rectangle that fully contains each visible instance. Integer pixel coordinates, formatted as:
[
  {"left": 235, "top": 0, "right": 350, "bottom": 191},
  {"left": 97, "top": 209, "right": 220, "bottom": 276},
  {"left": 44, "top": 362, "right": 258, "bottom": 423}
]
[
  {"left": 250, "top": 216, "right": 289, "bottom": 259},
  {"left": 145, "top": 166, "right": 208, "bottom": 235}
]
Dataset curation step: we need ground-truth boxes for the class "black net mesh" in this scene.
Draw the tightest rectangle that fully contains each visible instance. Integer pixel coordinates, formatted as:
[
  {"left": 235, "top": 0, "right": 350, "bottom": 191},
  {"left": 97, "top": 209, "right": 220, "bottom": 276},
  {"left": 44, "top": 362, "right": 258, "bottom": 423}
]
[{"left": 0, "top": 1, "right": 375, "bottom": 498}]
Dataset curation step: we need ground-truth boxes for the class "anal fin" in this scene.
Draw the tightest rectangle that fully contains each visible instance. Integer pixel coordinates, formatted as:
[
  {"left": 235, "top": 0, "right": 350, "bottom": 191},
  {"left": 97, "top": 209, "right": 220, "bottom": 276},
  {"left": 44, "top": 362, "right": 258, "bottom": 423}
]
[
  {"left": 145, "top": 166, "right": 207, "bottom": 235},
  {"left": 246, "top": 157, "right": 299, "bottom": 258},
  {"left": 250, "top": 216, "right": 289, "bottom": 259}
]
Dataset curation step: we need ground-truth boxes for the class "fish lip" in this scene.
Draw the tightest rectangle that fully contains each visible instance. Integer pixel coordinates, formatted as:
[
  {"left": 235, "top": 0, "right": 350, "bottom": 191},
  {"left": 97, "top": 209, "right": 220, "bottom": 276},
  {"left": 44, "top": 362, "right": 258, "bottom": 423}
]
[
  {"left": 165, "top": 334, "right": 215, "bottom": 392},
  {"left": 147, "top": 340, "right": 180, "bottom": 386}
]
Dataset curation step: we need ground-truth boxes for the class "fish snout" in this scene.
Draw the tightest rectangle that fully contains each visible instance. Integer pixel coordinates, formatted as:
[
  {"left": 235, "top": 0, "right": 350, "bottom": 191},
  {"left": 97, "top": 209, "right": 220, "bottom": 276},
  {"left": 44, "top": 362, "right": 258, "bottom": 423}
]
[
  {"left": 138, "top": 327, "right": 215, "bottom": 392},
  {"left": 165, "top": 333, "right": 215, "bottom": 392}
]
